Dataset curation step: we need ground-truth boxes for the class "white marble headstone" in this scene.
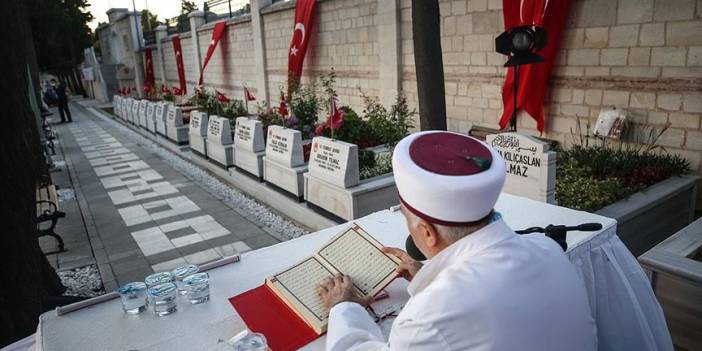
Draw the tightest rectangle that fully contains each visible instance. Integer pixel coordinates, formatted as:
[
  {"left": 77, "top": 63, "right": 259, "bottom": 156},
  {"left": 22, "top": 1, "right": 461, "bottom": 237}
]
[
  {"left": 234, "top": 117, "right": 265, "bottom": 152},
  {"left": 166, "top": 105, "right": 183, "bottom": 127},
  {"left": 146, "top": 102, "right": 155, "bottom": 119},
  {"left": 485, "top": 132, "right": 556, "bottom": 204},
  {"left": 138, "top": 100, "right": 147, "bottom": 122},
  {"left": 265, "top": 125, "right": 304, "bottom": 167},
  {"left": 131, "top": 99, "right": 139, "bottom": 122},
  {"left": 308, "top": 136, "right": 359, "bottom": 188},
  {"left": 154, "top": 102, "right": 164, "bottom": 120},
  {"left": 189, "top": 111, "right": 209, "bottom": 137},
  {"left": 207, "top": 116, "right": 232, "bottom": 145}
]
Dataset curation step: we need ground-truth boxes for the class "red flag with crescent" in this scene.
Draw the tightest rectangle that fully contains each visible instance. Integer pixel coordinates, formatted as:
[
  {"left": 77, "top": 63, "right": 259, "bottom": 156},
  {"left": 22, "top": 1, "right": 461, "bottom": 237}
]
[
  {"left": 287, "top": 0, "right": 317, "bottom": 96},
  {"left": 245, "top": 87, "right": 256, "bottom": 102},
  {"left": 172, "top": 35, "right": 187, "bottom": 95},
  {"left": 199, "top": 21, "right": 227, "bottom": 86},
  {"left": 144, "top": 48, "right": 155, "bottom": 89},
  {"left": 278, "top": 92, "right": 288, "bottom": 117},
  {"left": 216, "top": 90, "right": 230, "bottom": 103},
  {"left": 499, "top": 0, "right": 570, "bottom": 133}
]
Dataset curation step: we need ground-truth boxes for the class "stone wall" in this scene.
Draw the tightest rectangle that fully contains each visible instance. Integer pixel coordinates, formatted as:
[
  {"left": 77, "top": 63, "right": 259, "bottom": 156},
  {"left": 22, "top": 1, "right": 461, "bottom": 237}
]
[{"left": 145, "top": 0, "right": 702, "bottom": 174}]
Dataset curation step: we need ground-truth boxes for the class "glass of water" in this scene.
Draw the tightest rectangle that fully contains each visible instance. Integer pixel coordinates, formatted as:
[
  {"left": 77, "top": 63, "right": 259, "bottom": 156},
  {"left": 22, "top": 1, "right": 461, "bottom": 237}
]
[
  {"left": 183, "top": 272, "right": 210, "bottom": 304},
  {"left": 231, "top": 331, "right": 268, "bottom": 351},
  {"left": 117, "top": 282, "right": 147, "bottom": 314},
  {"left": 172, "top": 264, "right": 198, "bottom": 295},
  {"left": 144, "top": 271, "right": 175, "bottom": 288},
  {"left": 148, "top": 282, "right": 178, "bottom": 316}
]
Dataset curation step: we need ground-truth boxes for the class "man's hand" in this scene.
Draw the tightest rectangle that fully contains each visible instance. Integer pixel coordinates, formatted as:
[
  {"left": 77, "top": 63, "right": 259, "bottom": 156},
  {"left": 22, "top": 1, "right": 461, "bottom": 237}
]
[
  {"left": 382, "top": 247, "right": 423, "bottom": 282},
  {"left": 316, "top": 274, "right": 370, "bottom": 311}
]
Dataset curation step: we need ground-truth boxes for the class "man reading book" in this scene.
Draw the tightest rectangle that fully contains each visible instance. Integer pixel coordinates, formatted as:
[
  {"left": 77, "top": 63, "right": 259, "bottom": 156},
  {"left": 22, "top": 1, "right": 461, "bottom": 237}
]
[{"left": 316, "top": 131, "right": 596, "bottom": 351}]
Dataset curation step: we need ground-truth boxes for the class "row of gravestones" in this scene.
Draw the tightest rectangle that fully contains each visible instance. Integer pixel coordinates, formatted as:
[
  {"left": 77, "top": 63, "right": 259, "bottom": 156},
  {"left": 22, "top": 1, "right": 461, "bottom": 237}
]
[
  {"left": 112, "top": 95, "right": 189, "bottom": 146},
  {"left": 113, "top": 96, "right": 556, "bottom": 222}
]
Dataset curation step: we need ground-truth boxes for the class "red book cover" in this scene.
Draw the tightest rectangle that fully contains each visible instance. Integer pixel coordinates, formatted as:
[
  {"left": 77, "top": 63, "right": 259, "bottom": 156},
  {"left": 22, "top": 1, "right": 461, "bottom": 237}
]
[{"left": 229, "top": 285, "right": 320, "bottom": 351}]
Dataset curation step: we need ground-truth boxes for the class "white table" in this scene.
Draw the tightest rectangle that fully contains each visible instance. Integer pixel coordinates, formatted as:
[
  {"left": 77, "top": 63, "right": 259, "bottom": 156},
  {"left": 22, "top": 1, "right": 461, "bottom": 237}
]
[{"left": 33, "top": 193, "right": 672, "bottom": 351}]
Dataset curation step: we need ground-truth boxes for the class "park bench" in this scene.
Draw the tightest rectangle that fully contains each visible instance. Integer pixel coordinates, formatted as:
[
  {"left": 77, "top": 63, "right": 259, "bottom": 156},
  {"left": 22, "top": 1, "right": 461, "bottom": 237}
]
[{"left": 36, "top": 176, "right": 66, "bottom": 254}]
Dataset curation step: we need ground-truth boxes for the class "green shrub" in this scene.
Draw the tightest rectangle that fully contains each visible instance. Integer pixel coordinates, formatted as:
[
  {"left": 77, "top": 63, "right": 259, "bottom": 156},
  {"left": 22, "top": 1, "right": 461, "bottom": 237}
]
[{"left": 556, "top": 146, "right": 690, "bottom": 211}]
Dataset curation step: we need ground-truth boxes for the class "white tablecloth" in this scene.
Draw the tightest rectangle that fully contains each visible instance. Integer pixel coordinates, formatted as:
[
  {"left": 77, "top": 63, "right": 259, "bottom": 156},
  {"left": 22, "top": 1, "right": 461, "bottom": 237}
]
[{"left": 32, "top": 193, "right": 672, "bottom": 351}]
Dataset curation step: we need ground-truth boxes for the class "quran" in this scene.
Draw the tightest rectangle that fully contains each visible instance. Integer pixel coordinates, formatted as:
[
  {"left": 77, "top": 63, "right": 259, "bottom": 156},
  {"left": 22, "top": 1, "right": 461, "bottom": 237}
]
[{"left": 229, "top": 224, "right": 401, "bottom": 347}]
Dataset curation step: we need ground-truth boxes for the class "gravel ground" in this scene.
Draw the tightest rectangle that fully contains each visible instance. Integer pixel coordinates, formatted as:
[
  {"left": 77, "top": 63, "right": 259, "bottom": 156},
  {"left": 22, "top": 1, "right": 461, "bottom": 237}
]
[
  {"left": 59, "top": 264, "right": 105, "bottom": 297},
  {"left": 92, "top": 109, "right": 309, "bottom": 240}
]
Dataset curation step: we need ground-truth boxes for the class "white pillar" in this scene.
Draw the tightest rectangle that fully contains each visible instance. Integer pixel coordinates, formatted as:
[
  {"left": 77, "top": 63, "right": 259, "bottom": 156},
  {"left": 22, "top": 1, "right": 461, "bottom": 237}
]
[
  {"left": 377, "top": 0, "right": 401, "bottom": 106},
  {"left": 130, "top": 11, "right": 146, "bottom": 98},
  {"left": 251, "top": 0, "right": 272, "bottom": 103},
  {"left": 188, "top": 11, "right": 207, "bottom": 87},
  {"left": 155, "top": 25, "right": 169, "bottom": 87}
]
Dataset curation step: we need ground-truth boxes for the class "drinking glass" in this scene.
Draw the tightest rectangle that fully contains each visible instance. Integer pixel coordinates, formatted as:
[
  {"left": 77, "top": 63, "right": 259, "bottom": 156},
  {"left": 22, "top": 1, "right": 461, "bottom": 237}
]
[
  {"left": 117, "top": 282, "right": 147, "bottom": 314},
  {"left": 183, "top": 272, "right": 210, "bottom": 304},
  {"left": 172, "top": 264, "right": 198, "bottom": 295},
  {"left": 144, "top": 271, "right": 175, "bottom": 288},
  {"left": 148, "top": 282, "right": 178, "bottom": 316},
  {"left": 231, "top": 331, "right": 268, "bottom": 351}
]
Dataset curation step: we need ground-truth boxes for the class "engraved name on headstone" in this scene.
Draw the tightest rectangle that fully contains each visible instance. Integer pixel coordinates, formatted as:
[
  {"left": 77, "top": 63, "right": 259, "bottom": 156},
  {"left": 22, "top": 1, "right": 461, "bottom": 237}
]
[
  {"left": 265, "top": 125, "right": 304, "bottom": 167},
  {"left": 309, "top": 136, "right": 359, "bottom": 188},
  {"left": 166, "top": 105, "right": 183, "bottom": 127},
  {"left": 485, "top": 132, "right": 556, "bottom": 203},
  {"left": 189, "top": 111, "right": 209, "bottom": 137},
  {"left": 207, "top": 116, "right": 232, "bottom": 145},
  {"left": 234, "top": 117, "right": 264, "bottom": 152}
]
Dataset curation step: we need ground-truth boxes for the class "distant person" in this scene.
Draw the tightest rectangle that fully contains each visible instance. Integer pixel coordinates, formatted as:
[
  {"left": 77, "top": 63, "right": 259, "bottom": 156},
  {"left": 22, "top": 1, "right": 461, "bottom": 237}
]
[
  {"left": 53, "top": 79, "right": 72, "bottom": 123},
  {"left": 43, "top": 80, "right": 57, "bottom": 106}
]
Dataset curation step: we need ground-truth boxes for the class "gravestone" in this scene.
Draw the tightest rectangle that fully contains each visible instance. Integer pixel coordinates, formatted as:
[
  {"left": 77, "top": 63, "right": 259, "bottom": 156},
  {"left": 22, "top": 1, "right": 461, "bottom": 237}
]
[
  {"left": 124, "top": 98, "right": 132, "bottom": 122},
  {"left": 189, "top": 111, "right": 209, "bottom": 158},
  {"left": 485, "top": 132, "right": 556, "bottom": 204},
  {"left": 130, "top": 99, "right": 139, "bottom": 125},
  {"left": 234, "top": 117, "right": 265, "bottom": 180},
  {"left": 263, "top": 126, "right": 307, "bottom": 199},
  {"left": 112, "top": 96, "right": 121, "bottom": 117},
  {"left": 145, "top": 102, "right": 156, "bottom": 133},
  {"left": 121, "top": 99, "right": 128, "bottom": 120},
  {"left": 304, "top": 137, "right": 397, "bottom": 221},
  {"left": 265, "top": 126, "right": 304, "bottom": 167},
  {"left": 308, "top": 137, "right": 359, "bottom": 188},
  {"left": 205, "top": 116, "right": 234, "bottom": 168},
  {"left": 155, "top": 102, "right": 168, "bottom": 137},
  {"left": 165, "top": 105, "right": 189, "bottom": 145},
  {"left": 138, "top": 100, "right": 148, "bottom": 128}
]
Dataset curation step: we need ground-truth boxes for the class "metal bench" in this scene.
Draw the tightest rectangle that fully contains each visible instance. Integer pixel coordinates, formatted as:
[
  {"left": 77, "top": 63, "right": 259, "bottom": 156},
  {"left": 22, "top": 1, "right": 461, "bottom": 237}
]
[{"left": 36, "top": 179, "right": 66, "bottom": 254}]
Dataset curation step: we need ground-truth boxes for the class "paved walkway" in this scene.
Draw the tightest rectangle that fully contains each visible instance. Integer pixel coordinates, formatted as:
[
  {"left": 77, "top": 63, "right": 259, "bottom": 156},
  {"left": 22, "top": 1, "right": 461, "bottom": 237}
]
[{"left": 47, "top": 101, "right": 280, "bottom": 290}]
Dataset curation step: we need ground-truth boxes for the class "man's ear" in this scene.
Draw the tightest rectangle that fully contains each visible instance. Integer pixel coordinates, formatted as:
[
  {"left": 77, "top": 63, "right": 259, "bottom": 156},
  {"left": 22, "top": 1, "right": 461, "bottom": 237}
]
[{"left": 417, "top": 220, "right": 440, "bottom": 248}]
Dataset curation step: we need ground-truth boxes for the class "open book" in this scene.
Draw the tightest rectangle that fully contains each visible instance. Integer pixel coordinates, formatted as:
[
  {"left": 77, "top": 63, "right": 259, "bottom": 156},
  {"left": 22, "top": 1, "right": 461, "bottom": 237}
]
[{"left": 265, "top": 224, "right": 401, "bottom": 334}]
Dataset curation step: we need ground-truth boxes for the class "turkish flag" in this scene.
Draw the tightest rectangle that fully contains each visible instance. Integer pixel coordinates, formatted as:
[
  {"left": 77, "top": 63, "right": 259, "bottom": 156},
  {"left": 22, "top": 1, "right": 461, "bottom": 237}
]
[
  {"left": 172, "top": 35, "right": 187, "bottom": 95},
  {"left": 216, "top": 90, "right": 230, "bottom": 103},
  {"left": 144, "top": 48, "right": 155, "bottom": 89},
  {"left": 278, "top": 92, "right": 288, "bottom": 117},
  {"left": 499, "top": 0, "right": 570, "bottom": 133},
  {"left": 245, "top": 87, "right": 256, "bottom": 101},
  {"left": 287, "top": 0, "right": 317, "bottom": 96},
  {"left": 199, "top": 21, "right": 227, "bottom": 86}
]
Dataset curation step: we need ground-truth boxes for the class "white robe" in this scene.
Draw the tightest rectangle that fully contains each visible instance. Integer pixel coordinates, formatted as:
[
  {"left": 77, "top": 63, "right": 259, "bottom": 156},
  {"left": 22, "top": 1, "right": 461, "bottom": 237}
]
[{"left": 326, "top": 219, "right": 597, "bottom": 351}]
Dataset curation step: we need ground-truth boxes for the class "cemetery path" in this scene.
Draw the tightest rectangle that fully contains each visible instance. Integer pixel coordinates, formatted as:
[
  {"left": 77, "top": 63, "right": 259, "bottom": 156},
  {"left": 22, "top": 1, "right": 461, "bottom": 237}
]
[{"left": 48, "top": 100, "right": 280, "bottom": 291}]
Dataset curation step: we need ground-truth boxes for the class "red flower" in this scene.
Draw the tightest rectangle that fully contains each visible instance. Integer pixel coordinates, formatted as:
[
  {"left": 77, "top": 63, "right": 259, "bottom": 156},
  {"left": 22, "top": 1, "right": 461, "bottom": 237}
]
[
  {"left": 161, "top": 85, "right": 171, "bottom": 93},
  {"left": 314, "top": 123, "right": 325, "bottom": 136}
]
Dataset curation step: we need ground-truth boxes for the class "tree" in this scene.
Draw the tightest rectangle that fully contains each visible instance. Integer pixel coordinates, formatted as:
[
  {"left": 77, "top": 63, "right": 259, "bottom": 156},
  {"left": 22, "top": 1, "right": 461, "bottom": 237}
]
[
  {"left": 411, "top": 0, "right": 447, "bottom": 130},
  {"left": 0, "top": 0, "right": 65, "bottom": 346},
  {"left": 141, "top": 9, "right": 160, "bottom": 33},
  {"left": 175, "top": 0, "right": 198, "bottom": 32},
  {"left": 25, "top": 0, "right": 94, "bottom": 94}
]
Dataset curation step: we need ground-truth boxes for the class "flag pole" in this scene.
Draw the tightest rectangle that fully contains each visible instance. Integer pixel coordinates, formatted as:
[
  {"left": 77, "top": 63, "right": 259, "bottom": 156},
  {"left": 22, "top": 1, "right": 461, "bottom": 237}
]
[
  {"left": 330, "top": 94, "right": 335, "bottom": 141},
  {"left": 244, "top": 87, "right": 249, "bottom": 116}
]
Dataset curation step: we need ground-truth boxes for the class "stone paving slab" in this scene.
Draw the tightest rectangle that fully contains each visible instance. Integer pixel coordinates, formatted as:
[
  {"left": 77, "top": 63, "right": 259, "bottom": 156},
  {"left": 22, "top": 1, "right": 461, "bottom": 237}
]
[{"left": 55, "top": 102, "right": 280, "bottom": 290}]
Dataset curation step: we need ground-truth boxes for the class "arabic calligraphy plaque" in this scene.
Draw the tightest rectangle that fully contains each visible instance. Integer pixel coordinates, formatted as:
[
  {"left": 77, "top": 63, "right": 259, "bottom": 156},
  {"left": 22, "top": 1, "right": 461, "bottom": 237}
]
[{"left": 486, "top": 132, "right": 556, "bottom": 204}]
